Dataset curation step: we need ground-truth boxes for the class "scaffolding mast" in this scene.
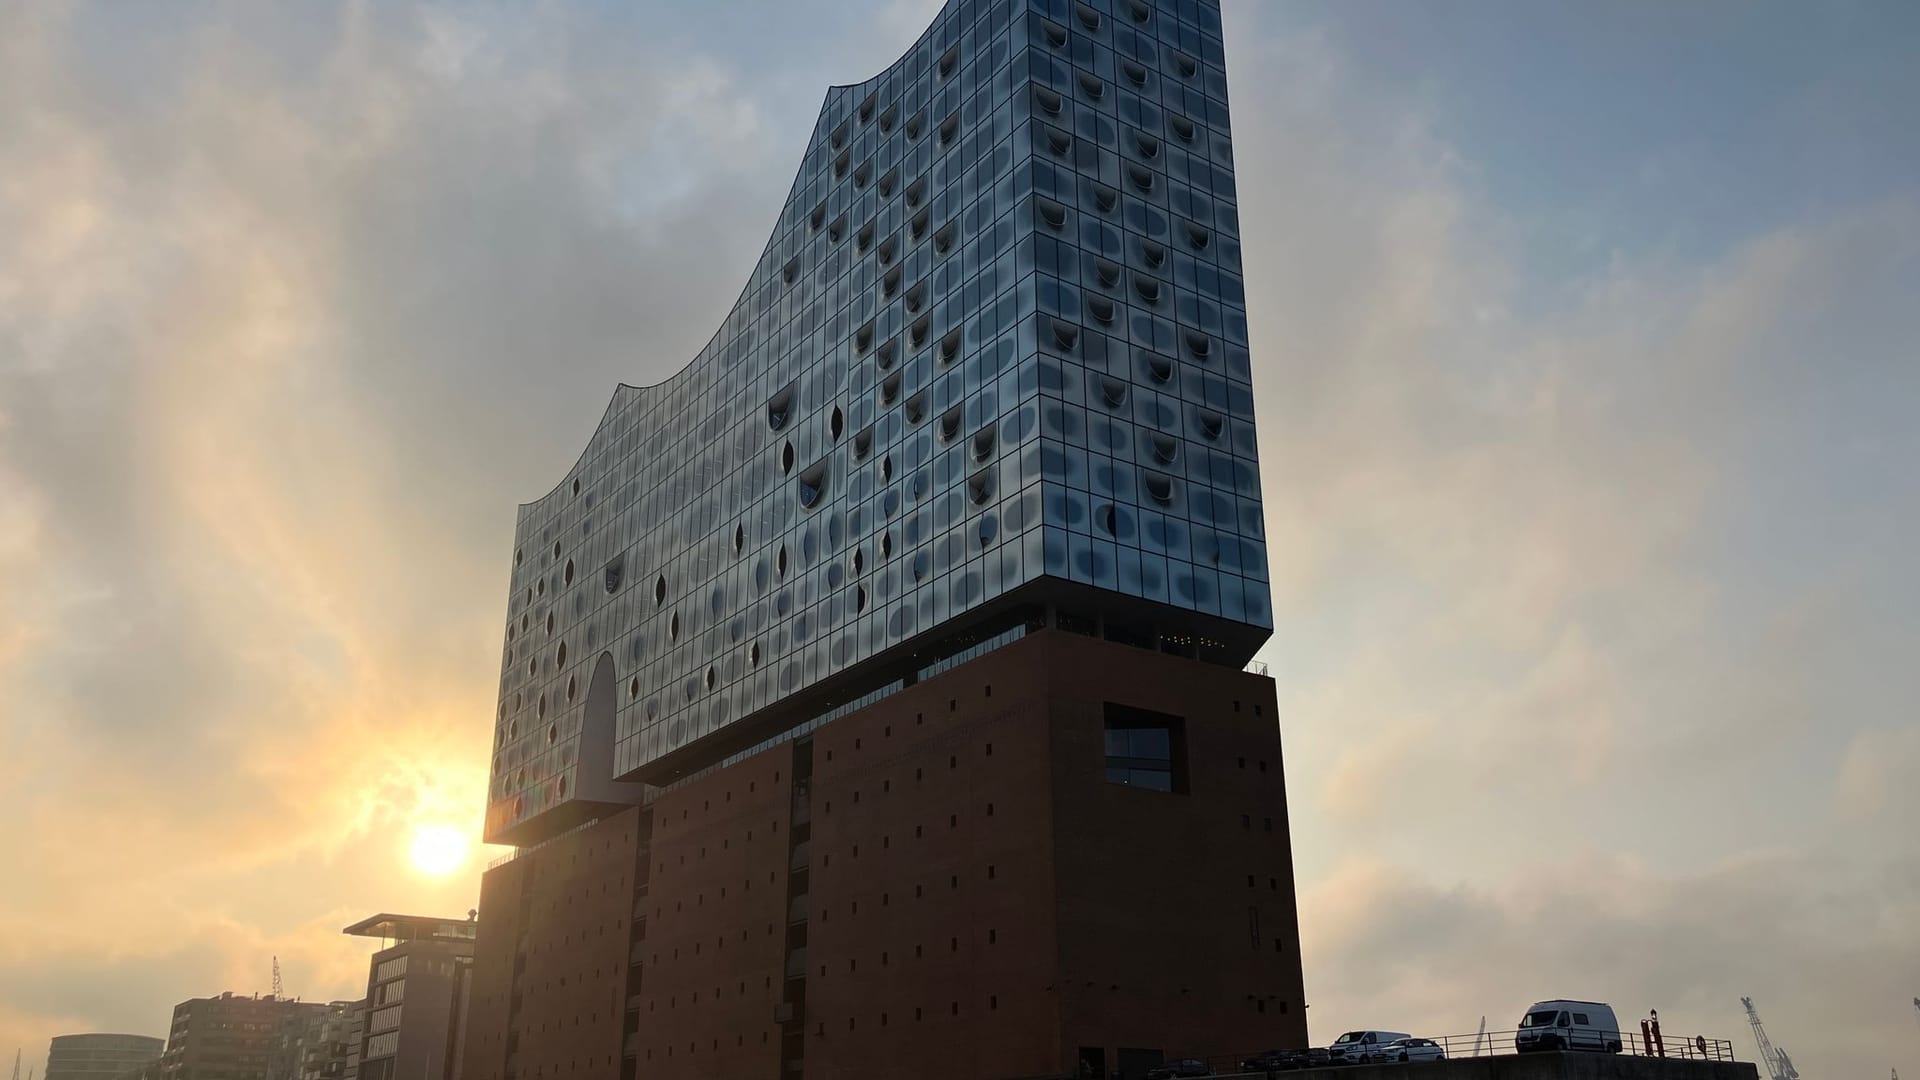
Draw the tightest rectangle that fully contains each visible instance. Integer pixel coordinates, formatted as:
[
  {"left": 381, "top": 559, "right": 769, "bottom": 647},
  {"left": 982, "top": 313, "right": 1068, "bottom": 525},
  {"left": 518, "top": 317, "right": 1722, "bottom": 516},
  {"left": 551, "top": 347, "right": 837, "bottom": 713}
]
[{"left": 1742, "top": 997, "right": 1801, "bottom": 1080}]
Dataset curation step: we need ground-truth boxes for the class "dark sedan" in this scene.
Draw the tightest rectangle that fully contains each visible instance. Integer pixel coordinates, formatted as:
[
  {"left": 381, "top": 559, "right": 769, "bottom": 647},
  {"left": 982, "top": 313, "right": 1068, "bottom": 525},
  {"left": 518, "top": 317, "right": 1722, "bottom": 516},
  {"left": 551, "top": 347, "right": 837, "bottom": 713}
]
[{"left": 1240, "top": 1050, "right": 1313, "bottom": 1072}]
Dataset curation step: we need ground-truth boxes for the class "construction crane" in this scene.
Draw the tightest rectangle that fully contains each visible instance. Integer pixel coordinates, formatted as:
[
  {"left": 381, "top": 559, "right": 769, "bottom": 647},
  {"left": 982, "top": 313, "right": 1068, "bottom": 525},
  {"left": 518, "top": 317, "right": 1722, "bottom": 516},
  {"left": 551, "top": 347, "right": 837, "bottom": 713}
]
[
  {"left": 11, "top": 1049, "right": 21, "bottom": 1080},
  {"left": 1741, "top": 997, "right": 1801, "bottom": 1080},
  {"left": 271, "top": 956, "right": 283, "bottom": 999}
]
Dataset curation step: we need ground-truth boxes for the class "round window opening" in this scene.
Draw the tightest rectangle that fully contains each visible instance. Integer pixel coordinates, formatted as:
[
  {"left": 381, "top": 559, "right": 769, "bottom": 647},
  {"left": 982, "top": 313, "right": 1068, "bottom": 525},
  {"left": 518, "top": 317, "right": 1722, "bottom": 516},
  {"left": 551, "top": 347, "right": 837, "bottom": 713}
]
[
  {"left": 630, "top": 677, "right": 641, "bottom": 700},
  {"left": 655, "top": 575, "right": 667, "bottom": 606},
  {"left": 564, "top": 559, "right": 574, "bottom": 586},
  {"left": 750, "top": 642, "right": 762, "bottom": 666},
  {"left": 566, "top": 675, "right": 577, "bottom": 702},
  {"left": 547, "top": 723, "right": 558, "bottom": 745}
]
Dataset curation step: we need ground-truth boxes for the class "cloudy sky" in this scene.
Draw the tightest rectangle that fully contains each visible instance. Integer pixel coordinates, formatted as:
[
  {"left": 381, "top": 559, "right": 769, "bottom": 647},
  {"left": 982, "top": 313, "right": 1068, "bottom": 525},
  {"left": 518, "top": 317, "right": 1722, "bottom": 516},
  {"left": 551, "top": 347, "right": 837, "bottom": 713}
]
[{"left": 2, "top": 0, "right": 1916, "bottom": 1076}]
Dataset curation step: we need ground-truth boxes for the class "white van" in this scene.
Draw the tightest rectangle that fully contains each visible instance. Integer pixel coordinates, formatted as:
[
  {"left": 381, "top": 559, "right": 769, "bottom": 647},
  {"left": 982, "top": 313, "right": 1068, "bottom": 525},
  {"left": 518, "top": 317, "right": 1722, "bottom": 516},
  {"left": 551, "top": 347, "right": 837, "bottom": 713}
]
[
  {"left": 1514, "top": 1000, "right": 1624, "bottom": 1053},
  {"left": 1325, "top": 1031, "right": 1415, "bottom": 1065}
]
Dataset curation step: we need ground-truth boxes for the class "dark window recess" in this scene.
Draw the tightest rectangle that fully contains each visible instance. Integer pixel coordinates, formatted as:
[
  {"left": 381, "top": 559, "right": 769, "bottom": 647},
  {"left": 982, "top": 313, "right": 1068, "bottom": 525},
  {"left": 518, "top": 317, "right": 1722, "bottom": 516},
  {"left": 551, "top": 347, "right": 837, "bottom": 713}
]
[
  {"left": 797, "top": 461, "right": 828, "bottom": 509},
  {"left": 1102, "top": 702, "right": 1188, "bottom": 793},
  {"left": 767, "top": 384, "right": 796, "bottom": 431}
]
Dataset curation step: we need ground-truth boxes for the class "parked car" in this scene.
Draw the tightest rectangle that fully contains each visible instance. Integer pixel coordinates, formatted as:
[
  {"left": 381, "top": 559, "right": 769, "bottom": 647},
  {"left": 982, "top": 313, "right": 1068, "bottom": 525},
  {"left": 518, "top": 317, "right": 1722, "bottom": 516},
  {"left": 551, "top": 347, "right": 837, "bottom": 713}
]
[
  {"left": 1145, "top": 1059, "right": 1212, "bottom": 1080},
  {"left": 1379, "top": 1039, "right": 1446, "bottom": 1063},
  {"left": 1240, "top": 1049, "right": 1312, "bottom": 1072},
  {"left": 1514, "top": 1000, "right": 1624, "bottom": 1054},
  {"left": 1326, "top": 1031, "right": 1414, "bottom": 1065}
]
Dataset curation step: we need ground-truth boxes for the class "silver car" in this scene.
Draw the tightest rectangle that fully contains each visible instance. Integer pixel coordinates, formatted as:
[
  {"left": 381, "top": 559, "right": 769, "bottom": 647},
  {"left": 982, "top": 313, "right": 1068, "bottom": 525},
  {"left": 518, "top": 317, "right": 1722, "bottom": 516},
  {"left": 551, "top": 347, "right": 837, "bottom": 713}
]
[{"left": 1380, "top": 1039, "right": 1446, "bottom": 1063}]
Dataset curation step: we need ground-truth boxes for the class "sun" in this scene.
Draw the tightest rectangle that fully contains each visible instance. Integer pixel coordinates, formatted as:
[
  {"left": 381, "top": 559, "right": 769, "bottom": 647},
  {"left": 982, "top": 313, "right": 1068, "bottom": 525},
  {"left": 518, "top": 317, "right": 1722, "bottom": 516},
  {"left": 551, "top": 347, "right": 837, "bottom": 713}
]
[{"left": 409, "top": 824, "right": 471, "bottom": 877}]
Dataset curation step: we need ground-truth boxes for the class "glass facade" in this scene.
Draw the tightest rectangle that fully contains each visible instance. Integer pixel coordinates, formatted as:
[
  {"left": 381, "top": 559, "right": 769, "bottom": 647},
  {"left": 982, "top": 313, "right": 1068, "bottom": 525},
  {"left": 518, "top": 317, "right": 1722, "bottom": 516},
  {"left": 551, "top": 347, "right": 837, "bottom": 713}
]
[{"left": 487, "top": 0, "right": 1263, "bottom": 844}]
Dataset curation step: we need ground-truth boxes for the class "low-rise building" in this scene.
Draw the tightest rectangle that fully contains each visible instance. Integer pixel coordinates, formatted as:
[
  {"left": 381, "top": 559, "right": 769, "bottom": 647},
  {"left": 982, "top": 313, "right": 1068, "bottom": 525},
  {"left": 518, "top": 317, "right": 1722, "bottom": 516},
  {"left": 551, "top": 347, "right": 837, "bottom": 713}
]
[
  {"left": 158, "top": 993, "right": 332, "bottom": 1080},
  {"left": 45, "top": 1034, "right": 164, "bottom": 1080},
  {"left": 264, "top": 1001, "right": 362, "bottom": 1080}
]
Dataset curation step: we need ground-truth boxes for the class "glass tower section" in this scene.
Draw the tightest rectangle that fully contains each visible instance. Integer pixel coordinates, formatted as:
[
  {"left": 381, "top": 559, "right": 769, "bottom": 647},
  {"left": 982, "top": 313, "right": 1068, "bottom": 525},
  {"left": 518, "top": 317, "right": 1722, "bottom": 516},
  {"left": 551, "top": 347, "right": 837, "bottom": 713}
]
[{"left": 486, "top": 0, "right": 1261, "bottom": 844}]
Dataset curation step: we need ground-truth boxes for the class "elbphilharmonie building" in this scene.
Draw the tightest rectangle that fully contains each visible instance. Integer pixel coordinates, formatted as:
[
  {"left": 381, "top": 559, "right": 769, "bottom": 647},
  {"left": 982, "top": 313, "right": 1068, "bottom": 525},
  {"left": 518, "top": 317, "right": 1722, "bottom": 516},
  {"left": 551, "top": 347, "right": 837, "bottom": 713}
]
[{"left": 465, "top": 2, "right": 1305, "bottom": 1077}]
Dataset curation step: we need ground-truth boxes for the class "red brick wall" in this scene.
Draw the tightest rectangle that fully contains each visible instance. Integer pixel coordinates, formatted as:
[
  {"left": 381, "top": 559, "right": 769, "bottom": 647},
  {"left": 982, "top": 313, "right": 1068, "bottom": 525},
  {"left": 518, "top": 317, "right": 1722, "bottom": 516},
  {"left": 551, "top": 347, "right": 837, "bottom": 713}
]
[
  {"left": 803, "top": 646, "right": 1062, "bottom": 1080},
  {"left": 463, "top": 809, "right": 641, "bottom": 1080},
  {"left": 463, "top": 631, "right": 1308, "bottom": 1080},
  {"left": 1046, "top": 632, "right": 1310, "bottom": 1067},
  {"left": 632, "top": 749, "right": 790, "bottom": 1076}
]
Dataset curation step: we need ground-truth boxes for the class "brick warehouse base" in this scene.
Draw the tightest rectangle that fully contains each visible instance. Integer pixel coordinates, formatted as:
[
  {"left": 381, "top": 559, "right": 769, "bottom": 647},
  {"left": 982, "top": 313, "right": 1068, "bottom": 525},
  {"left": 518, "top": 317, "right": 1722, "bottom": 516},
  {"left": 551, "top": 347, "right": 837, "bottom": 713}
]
[{"left": 462, "top": 630, "right": 1307, "bottom": 1080}]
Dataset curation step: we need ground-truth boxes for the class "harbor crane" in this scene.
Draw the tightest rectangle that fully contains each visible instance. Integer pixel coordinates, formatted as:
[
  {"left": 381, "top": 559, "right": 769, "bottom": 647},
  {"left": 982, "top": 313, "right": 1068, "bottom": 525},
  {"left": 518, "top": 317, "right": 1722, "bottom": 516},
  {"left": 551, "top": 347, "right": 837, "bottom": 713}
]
[{"left": 1741, "top": 996, "right": 1801, "bottom": 1080}]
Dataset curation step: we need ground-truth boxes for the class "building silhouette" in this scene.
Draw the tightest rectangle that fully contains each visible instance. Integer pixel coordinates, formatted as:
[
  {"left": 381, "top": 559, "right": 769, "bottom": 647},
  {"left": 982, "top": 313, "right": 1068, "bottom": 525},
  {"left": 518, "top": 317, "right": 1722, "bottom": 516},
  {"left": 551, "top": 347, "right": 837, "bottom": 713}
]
[
  {"left": 464, "top": 1, "right": 1303, "bottom": 1077},
  {"left": 156, "top": 994, "right": 332, "bottom": 1080},
  {"left": 265, "top": 1002, "right": 360, "bottom": 1080},
  {"left": 44, "top": 1035, "right": 163, "bottom": 1080},
  {"left": 341, "top": 914, "right": 475, "bottom": 1080}
]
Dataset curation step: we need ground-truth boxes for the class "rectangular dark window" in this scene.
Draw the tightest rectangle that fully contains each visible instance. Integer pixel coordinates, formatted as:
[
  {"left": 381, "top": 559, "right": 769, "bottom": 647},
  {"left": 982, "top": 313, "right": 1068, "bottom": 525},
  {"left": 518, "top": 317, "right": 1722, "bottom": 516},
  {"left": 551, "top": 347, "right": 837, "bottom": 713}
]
[{"left": 1103, "top": 703, "right": 1187, "bottom": 793}]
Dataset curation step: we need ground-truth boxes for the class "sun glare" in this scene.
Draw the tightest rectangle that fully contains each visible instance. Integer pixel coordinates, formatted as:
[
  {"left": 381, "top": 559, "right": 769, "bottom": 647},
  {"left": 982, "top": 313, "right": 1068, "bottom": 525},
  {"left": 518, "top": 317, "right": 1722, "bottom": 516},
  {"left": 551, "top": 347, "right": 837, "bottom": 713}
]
[{"left": 409, "top": 824, "right": 470, "bottom": 877}]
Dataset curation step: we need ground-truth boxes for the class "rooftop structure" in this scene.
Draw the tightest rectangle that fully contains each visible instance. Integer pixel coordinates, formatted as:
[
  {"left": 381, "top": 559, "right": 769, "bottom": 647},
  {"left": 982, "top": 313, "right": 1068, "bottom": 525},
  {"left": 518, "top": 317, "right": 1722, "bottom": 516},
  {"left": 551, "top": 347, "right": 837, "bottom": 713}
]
[{"left": 342, "top": 913, "right": 474, "bottom": 1080}]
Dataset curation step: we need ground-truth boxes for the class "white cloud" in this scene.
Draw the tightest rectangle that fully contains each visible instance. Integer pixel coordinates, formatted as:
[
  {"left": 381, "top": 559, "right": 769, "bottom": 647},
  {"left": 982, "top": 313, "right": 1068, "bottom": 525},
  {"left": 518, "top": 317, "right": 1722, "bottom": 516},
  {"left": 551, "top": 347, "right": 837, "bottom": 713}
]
[
  {"left": 0, "top": 0, "right": 776, "bottom": 1054},
  {"left": 1834, "top": 725, "right": 1920, "bottom": 823},
  {"left": 1299, "top": 850, "right": 1920, "bottom": 1063},
  {"left": 1224, "top": 9, "right": 1920, "bottom": 1076}
]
